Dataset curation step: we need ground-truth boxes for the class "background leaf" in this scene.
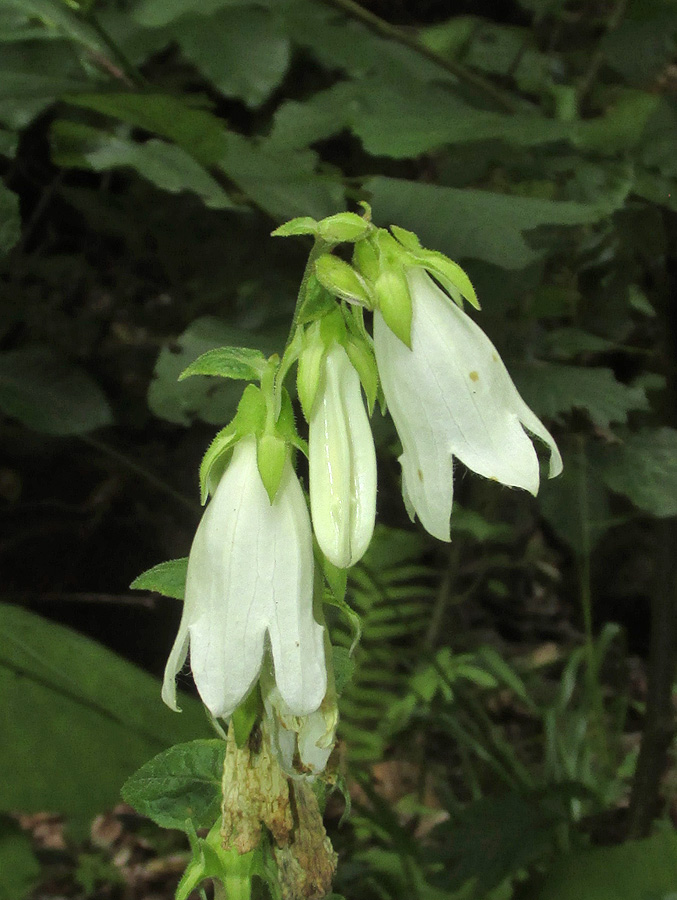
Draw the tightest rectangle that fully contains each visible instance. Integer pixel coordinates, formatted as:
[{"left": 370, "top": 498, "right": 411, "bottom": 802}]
[
  {"left": 0, "top": 346, "right": 112, "bottom": 435},
  {"left": 0, "top": 603, "right": 209, "bottom": 825}
]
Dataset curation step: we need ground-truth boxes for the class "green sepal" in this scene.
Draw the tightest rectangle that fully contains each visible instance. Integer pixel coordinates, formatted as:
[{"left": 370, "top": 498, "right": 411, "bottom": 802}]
[
  {"left": 130, "top": 558, "right": 188, "bottom": 600},
  {"left": 375, "top": 268, "right": 413, "bottom": 348},
  {"left": 199, "top": 385, "right": 266, "bottom": 502},
  {"left": 316, "top": 545, "right": 362, "bottom": 656},
  {"left": 271, "top": 216, "right": 318, "bottom": 237},
  {"left": 416, "top": 250, "right": 480, "bottom": 310},
  {"left": 353, "top": 237, "right": 380, "bottom": 283},
  {"left": 230, "top": 687, "right": 262, "bottom": 749},
  {"left": 317, "top": 212, "right": 372, "bottom": 244},
  {"left": 315, "top": 254, "right": 372, "bottom": 307},
  {"left": 297, "top": 322, "right": 325, "bottom": 421},
  {"left": 256, "top": 432, "right": 288, "bottom": 503},
  {"left": 295, "top": 275, "right": 339, "bottom": 327},
  {"left": 177, "top": 819, "right": 259, "bottom": 900},
  {"left": 276, "top": 388, "right": 308, "bottom": 457},
  {"left": 199, "top": 425, "right": 238, "bottom": 503},
  {"left": 179, "top": 346, "right": 268, "bottom": 382},
  {"left": 390, "top": 224, "right": 421, "bottom": 251},
  {"left": 344, "top": 337, "right": 378, "bottom": 415}
]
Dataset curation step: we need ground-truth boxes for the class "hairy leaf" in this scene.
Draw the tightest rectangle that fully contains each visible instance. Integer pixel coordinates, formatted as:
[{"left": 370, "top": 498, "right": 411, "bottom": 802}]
[{"left": 122, "top": 740, "right": 225, "bottom": 831}]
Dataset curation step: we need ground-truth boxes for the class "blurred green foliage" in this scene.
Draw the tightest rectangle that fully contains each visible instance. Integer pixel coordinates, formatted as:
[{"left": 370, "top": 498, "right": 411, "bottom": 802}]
[{"left": 2, "top": 0, "right": 677, "bottom": 897}]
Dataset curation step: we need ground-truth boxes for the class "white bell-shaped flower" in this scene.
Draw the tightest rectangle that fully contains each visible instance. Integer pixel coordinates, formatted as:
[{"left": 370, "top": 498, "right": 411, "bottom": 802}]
[
  {"left": 374, "top": 268, "right": 562, "bottom": 542},
  {"left": 162, "top": 435, "right": 327, "bottom": 719},
  {"left": 309, "top": 343, "right": 377, "bottom": 568}
]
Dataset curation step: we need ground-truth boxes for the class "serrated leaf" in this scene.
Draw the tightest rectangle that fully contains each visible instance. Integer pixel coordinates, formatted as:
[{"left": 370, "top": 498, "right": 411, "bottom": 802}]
[
  {"left": 50, "top": 123, "right": 234, "bottom": 210},
  {"left": 0, "top": 603, "right": 208, "bottom": 825},
  {"left": 130, "top": 559, "right": 189, "bottom": 601},
  {"left": 600, "top": 427, "right": 677, "bottom": 518},
  {"left": 0, "top": 345, "right": 112, "bottom": 435},
  {"left": 122, "top": 740, "right": 226, "bottom": 831},
  {"left": 513, "top": 363, "right": 650, "bottom": 429},
  {"left": 148, "top": 318, "right": 280, "bottom": 427},
  {"left": 176, "top": 6, "right": 290, "bottom": 109},
  {"left": 366, "top": 177, "right": 629, "bottom": 268},
  {"left": 179, "top": 346, "right": 268, "bottom": 381}
]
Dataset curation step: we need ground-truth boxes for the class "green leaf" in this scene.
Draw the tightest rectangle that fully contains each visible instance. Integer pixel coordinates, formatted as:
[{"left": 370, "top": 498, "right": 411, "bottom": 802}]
[
  {"left": 148, "top": 318, "right": 280, "bottom": 426},
  {"left": 0, "top": 817, "right": 40, "bottom": 900},
  {"left": 0, "top": 183, "right": 20, "bottom": 256},
  {"left": 513, "top": 363, "right": 650, "bottom": 429},
  {"left": 132, "top": 0, "right": 253, "bottom": 28},
  {"left": 0, "top": 128, "right": 17, "bottom": 158},
  {"left": 0, "top": 345, "right": 112, "bottom": 435},
  {"left": 432, "top": 787, "right": 580, "bottom": 896},
  {"left": 0, "top": 128, "right": 18, "bottom": 158},
  {"left": 51, "top": 122, "right": 234, "bottom": 209},
  {"left": 67, "top": 93, "right": 232, "bottom": 168},
  {"left": 537, "top": 830, "right": 677, "bottom": 900},
  {"left": 0, "top": 603, "right": 208, "bottom": 824},
  {"left": 179, "top": 346, "right": 268, "bottom": 381},
  {"left": 600, "top": 428, "right": 677, "bottom": 518},
  {"left": 4, "top": 0, "right": 107, "bottom": 54},
  {"left": 574, "top": 91, "right": 660, "bottom": 153},
  {"left": 122, "top": 740, "right": 226, "bottom": 831},
  {"left": 366, "top": 177, "right": 627, "bottom": 268},
  {"left": 538, "top": 442, "right": 618, "bottom": 554},
  {"left": 450, "top": 505, "right": 513, "bottom": 542},
  {"left": 130, "top": 558, "right": 189, "bottom": 600},
  {"left": 176, "top": 7, "right": 290, "bottom": 109},
  {"left": 68, "top": 93, "right": 343, "bottom": 219}
]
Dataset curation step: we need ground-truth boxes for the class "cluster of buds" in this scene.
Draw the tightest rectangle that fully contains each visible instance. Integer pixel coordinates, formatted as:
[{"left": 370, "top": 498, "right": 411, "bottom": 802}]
[{"left": 158, "top": 207, "right": 562, "bottom": 898}]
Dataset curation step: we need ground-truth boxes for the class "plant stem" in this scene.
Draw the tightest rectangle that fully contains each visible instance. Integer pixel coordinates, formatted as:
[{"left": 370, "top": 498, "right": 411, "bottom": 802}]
[
  {"left": 577, "top": 438, "right": 609, "bottom": 770},
  {"left": 318, "top": 0, "right": 520, "bottom": 113},
  {"left": 627, "top": 521, "right": 677, "bottom": 837},
  {"left": 627, "top": 227, "right": 677, "bottom": 837}
]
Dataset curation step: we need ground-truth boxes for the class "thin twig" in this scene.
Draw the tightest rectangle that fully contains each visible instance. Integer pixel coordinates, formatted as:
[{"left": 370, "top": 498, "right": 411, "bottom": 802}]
[
  {"left": 576, "top": 0, "right": 628, "bottom": 108},
  {"left": 3, "top": 591, "right": 156, "bottom": 608},
  {"left": 317, "top": 0, "right": 520, "bottom": 113},
  {"left": 627, "top": 520, "right": 677, "bottom": 837}
]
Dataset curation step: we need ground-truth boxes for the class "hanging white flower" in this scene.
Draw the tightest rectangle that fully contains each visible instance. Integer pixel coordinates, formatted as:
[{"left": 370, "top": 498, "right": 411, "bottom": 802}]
[
  {"left": 374, "top": 268, "right": 563, "bottom": 542},
  {"left": 162, "top": 435, "right": 327, "bottom": 719},
  {"left": 308, "top": 343, "right": 377, "bottom": 568}
]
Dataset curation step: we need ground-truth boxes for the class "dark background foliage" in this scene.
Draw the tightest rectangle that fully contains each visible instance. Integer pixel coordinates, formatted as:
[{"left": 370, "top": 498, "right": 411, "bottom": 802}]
[{"left": 1, "top": 0, "right": 677, "bottom": 898}]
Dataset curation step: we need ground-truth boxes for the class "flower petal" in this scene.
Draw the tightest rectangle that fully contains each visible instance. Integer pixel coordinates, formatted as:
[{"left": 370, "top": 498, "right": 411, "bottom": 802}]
[
  {"left": 186, "top": 437, "right": 269, "bottom": 718},
  {"left": 374, "top": 310, "right": 454, "bottom": 541},
  {"left": 267, "top": 459, "right": 327, "bottom": 715},
  {"left": 406, "top": 269, "right": 543, "bottom": 494},
  {"left": 309, "top": 344, "right": 376, "bottom": 567}
]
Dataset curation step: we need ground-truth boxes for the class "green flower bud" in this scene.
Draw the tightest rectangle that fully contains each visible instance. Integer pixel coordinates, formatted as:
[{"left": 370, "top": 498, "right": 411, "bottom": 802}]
[
  {"left": 374, "top": 267, "right": 413, "bottom": 348},
  {"left": 315, "top": 253, "right": 372, "bottom": 306},
  {"left": 317, "top": 212, "right": 372, "bottom": 243}
]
